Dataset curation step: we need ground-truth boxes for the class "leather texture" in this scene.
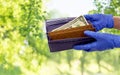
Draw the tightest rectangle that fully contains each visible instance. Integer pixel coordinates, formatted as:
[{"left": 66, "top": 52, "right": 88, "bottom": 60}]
[
  {"left": 46, "top": 17, "right": 96, "bottom": 52},
  {"left": 48, "top": 25, "right": 95, "bottom": 40}
]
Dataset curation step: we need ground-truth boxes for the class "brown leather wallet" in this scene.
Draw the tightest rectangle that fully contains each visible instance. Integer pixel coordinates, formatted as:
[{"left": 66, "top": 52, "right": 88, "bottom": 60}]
[{"left": 48, "top": 25, "right": 95, "bottom": 40}]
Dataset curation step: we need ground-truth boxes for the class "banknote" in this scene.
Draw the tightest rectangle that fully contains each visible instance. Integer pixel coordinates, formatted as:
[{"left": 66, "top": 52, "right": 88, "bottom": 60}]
[{"left": 52, "top": 15, "right": 89, "bottom": 32}]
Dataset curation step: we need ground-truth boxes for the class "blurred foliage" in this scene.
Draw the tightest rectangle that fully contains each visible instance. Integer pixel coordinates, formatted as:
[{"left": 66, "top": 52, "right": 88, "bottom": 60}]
[
  {"left": 0, "top": 0, "right": 49, "bottom": 75},
  {"left": 0, "top": 0, "right": 120, "bottom": 75}
]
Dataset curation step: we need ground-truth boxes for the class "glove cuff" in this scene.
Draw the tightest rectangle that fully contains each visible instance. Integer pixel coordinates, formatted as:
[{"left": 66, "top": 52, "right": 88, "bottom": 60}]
[{"left": 106, "top": 14, "right": 114, "bottom": 28}]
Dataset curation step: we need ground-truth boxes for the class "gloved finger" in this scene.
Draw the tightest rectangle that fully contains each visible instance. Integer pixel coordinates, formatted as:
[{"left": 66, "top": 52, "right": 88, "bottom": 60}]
[
  {"left": 84, "top": 14, "right": 99, "bottom": 21},
  {"left": 73, "top": 44, "right": 91, "bottom": 50},
  {"left": 84, "top": 15, "right": 95, "bottom": 21},
  {"left": 73, "top": 42, "right": 98, "bottom": 51},
  {"left": 92, "top": 21, "right": 102, "bottom": 31},
  {"left": 84, "top": 31, "right": 103, "bottom": 40}
]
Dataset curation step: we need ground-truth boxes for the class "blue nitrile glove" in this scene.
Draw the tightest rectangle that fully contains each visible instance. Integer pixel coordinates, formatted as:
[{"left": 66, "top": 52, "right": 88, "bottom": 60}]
[
  {"left": 84, "top": 14, "right": 114, "bottom": 31},
  {"left": 73, "top": 31, "right": 120, "bottom": 52}
]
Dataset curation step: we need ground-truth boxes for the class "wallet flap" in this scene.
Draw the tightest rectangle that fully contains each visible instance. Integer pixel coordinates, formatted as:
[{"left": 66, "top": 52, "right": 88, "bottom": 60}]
[
  {"left": 48, "top": 25, "right": 95, "bottom": 40},
  {"left": 46, "top": 17, "right": 75, "bottom": 32},
  {"left": 48, "top": 37, "right": 95, "bottom": 52},
  {"left": 46, "top": 17, "right": 75, "bottom": 26}
]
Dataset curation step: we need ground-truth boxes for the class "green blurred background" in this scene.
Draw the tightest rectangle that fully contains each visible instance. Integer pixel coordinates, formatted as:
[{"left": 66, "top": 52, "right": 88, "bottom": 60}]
[{"left": 0, "top": 0, "right": 120, "bottom": 75}]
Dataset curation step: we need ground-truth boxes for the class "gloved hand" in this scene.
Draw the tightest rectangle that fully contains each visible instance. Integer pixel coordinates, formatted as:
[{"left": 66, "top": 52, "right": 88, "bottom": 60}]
[
  {"left": 73, "top": 31, "right": 120, "bottom": 52},
  {"left": 84, "top": 14, "right": 114, "bottom": 31}
]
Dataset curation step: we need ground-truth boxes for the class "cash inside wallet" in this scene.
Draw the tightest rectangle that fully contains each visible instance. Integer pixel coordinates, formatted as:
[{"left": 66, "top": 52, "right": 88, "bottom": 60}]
[
  {"left": 48, "top": 25, "right": 95, "bottom": 40},
  {"left": 46, "top": 17, "right": 96, "bottom": 52},
  {"left": 48, "top": 16, "right": 95, "bottom": 40}
]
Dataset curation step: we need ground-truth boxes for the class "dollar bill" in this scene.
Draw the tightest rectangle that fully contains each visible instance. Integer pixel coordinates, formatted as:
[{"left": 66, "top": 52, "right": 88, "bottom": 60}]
[{"left": 52, "top": 15, "right": 89, "bottom": 32}]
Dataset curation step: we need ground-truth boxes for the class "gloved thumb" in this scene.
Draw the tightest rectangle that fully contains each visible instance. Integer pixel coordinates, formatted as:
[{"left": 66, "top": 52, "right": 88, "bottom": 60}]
[
  {"left": 84, "top": 31, "right": 101, "bottom": 40},
  {"left": 73, "top": 42, "right": 98, "bottom": 52},
  {"left": 84, "top": 14, "right": 94, "bottom": 21}
]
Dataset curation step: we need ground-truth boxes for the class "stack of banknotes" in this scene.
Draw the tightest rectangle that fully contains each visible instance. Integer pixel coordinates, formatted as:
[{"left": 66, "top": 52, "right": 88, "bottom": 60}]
[{"left": 52, "top": 16, "right": 89, "bottom": 31}]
